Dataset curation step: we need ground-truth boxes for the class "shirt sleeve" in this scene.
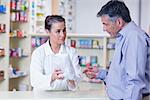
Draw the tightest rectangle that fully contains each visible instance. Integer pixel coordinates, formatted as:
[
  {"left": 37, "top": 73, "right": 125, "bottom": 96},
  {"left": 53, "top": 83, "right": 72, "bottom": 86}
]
[
  {"left": 124, "top": 34, "right": 147, "bottom": 100},
  {"left": 30, "top": 49, "right": 52, "bottom": 90},
  {"left": 96, "top": 69, "right": 108, "bottom": 80}
]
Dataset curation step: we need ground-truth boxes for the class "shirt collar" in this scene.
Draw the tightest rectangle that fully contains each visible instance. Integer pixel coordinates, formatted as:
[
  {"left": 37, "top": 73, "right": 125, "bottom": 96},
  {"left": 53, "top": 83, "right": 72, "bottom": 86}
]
[
  {"left": 119, "top": 21, "right": 136, "bottom": 37},
  {"left": 44, "top": 39, "right": 66, "bottom": 56}
]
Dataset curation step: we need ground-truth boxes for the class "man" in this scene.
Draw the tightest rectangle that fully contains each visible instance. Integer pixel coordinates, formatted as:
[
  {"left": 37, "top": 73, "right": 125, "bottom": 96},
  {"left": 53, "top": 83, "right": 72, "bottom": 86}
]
[{"left": 84, "top": 0, "right": 150, "bottom": 100}]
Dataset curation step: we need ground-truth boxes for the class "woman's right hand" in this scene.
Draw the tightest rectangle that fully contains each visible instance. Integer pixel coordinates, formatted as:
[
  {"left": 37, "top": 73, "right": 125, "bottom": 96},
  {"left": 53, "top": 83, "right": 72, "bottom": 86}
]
[{"left": 51, "top": 69, "right": 64, "bottom": 82}]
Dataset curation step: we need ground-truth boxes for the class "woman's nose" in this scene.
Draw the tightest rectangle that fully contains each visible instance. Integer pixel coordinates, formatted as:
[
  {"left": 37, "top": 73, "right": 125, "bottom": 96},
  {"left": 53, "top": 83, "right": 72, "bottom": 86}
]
[{"left": 60, "top": 31, "right": 65, "bottom": 37}]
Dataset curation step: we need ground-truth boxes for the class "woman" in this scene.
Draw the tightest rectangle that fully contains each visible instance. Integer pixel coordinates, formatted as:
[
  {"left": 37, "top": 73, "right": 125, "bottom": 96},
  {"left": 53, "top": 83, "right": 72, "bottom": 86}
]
[{"left": 30, "top": 15, "right": 82, "bottom": 91}]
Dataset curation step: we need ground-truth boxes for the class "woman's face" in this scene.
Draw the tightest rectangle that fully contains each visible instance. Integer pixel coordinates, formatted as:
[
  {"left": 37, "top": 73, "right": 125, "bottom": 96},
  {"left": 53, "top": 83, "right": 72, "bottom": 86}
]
[{"left": 49, "top": 22, "right": 66, "bottom": 45}]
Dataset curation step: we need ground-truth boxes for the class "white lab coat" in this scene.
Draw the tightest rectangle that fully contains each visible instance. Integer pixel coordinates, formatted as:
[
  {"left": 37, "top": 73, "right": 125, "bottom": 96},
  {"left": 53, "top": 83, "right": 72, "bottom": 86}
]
[{"left": 30, "top": 40, "right": 82, "bottom": 91}]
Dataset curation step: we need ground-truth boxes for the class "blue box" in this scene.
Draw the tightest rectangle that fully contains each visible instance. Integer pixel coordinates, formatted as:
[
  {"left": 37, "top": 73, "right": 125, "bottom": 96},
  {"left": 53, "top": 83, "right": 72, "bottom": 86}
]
[{"left": 0, "top": 5, "right": 6, "bottom": 14}]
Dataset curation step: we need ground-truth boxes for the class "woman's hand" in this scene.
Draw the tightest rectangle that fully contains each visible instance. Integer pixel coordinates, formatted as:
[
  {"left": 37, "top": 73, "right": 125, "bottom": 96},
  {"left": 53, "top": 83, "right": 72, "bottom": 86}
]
[
  {"left": 67, "top": 80, "right": 76, "bottom": 91},
  {"left": 51, "top": 69, "right": 64, "bottom": 82},
  {"left": 68, "top": 80, "right": 75, "bottom": 86}
]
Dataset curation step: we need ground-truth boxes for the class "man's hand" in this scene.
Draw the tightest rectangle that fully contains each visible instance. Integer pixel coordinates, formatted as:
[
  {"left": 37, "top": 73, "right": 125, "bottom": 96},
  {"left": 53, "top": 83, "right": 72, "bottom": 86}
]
[{"left": 83, "top": 66, "right": 99, "bottom": 79}]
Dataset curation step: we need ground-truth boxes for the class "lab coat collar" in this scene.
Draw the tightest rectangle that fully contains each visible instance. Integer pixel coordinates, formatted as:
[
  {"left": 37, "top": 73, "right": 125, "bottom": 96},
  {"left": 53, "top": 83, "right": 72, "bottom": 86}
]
[{"left": 44, "top": 39, "right": 66, "bottom": 56}]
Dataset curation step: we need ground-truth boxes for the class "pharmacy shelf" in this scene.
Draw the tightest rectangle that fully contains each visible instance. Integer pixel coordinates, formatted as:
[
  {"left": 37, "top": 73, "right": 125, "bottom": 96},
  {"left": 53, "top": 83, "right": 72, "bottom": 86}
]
[
  {"left": 67, "top": 33, "right": 115, "bottom": 68},
  {"left": 9, "top": 0, "right": 31, "bottom": 91},
  {"left": 32, "top": 0, "right": 52, "bottom": 35},
  {"left": 0, "top": 0, "right": 60, "bottom": 91},
  {"left": 0, "top": 1, "right": 10, "bottom": 91},
  {"left": 66, "top": 33, "right": 109, "bottom": 67},
  {"left": 9, "top": 74, "right": 27, "bottom": 79},
  {"left": 67, "top": 33, "right": 110, "bottom": 38},
  {"left": 29, "top": 33, "right": 113, "bottom": 67},
  {"left": 29, "top": 33, "right": 48, "bottom": 37},
  {"left": 29, "top": 33, "right": 110, "bottom": 38}
]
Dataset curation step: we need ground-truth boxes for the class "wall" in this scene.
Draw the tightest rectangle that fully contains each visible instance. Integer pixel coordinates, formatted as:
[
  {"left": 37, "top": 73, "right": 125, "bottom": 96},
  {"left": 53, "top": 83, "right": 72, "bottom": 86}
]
[
  {"left": 141, "top": 0, "right": 150, "bottom": 33},
  {"left": 45, "top": 0, "right": 52, "bottom": 16},
  {"left": 75, "top": 0, "right": 108, "bottom": 33},
  {"left": 75, "top": 0, "right": 140, "bottom": 33}
]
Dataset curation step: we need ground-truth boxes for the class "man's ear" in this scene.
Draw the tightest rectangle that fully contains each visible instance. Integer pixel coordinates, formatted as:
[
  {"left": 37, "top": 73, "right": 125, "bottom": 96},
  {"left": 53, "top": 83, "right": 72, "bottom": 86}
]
[{"left": 116, "top": 18, "right": 124, "bottom": 28}]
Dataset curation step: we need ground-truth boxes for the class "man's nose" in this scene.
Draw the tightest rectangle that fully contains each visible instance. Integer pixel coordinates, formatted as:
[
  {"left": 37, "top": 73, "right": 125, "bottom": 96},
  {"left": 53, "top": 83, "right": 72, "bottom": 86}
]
[{"left": 103, "top": 27, "right": 106, "bottom": 31}]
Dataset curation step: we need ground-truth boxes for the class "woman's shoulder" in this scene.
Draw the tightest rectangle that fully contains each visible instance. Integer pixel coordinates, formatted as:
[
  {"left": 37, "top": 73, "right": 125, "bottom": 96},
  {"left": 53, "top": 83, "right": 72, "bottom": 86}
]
[
  {"left": 65, "top": 44, "right": 76, "bottom": 53},
  {"left": 32, "top": 43, "right": 46, "bottom": 56}
]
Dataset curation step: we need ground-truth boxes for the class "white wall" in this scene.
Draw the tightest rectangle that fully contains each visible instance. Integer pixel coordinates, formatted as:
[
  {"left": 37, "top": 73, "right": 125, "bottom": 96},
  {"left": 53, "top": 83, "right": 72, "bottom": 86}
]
[
  {"left": 75, "top": 0, "right": 140, "bottom": 33},
  {"left": 75, "top": 0, "right": 108, "bottom": 33},
  {"left": 45, "top": 0, "right": 52, "bottom": 16},
  {"left": 141, "top": 0, "right": 150, "bottom": 33},
  {"left": 124, "top": 0, "right": 140, "bottom": 25}
]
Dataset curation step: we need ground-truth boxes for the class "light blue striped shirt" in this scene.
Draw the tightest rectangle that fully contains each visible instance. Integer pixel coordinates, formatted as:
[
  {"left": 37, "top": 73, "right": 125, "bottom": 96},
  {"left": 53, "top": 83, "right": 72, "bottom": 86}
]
[{"left": 104, "top": 21, "right": 150, "bottom": 100}]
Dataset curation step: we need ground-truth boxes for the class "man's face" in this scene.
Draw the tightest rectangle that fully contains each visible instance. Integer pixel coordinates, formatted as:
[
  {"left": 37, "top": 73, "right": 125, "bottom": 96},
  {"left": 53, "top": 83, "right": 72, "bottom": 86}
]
[{"left": 100, "top": 15, "right": 121, "bottom": 37}]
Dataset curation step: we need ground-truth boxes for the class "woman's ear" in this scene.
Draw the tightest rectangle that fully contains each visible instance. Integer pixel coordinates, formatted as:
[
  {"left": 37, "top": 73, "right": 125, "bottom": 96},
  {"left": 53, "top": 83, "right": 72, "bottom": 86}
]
[{"left": 45, "top": 29, "right": 50, "bottom": 33}]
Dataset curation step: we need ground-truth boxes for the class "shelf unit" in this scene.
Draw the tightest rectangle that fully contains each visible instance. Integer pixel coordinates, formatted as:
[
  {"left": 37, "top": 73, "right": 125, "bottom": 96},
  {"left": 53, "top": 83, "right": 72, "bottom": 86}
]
[
  {"left": 0, "top": 0, "right": 52, "bottom": 91},
  {"left": 0, "top": 0, "right": 10, "bottom": 91},
  {"left": 67, "top": 33, "right": 111, "bottom": 67},
  {"left": 35, "top": 0, "right": 51, "bottom": 34},
  {"left": 29, "top": 33, "right": 114, "bottom": 68},
  {"left": 106, "top": 38, "right": 115, "bottom": 67},
  {"left": 35, "top": 0, "right": 45, "bottom": 34},
  {"left": 30, "top": 0, "right": 52, "bottom": 35},
  {"left": 9, "top": 0, "right": 31, "bottom": 91}
]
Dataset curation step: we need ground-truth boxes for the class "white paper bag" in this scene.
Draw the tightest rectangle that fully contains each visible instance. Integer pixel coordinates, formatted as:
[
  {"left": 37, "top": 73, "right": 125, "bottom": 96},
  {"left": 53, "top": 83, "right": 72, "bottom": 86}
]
[{"left": 51, "top": 54, "right": 75, "bottom": 80}]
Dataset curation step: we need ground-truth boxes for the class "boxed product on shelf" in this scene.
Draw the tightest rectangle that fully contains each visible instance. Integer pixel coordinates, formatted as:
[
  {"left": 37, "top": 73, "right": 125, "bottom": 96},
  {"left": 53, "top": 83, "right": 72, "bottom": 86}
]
[
  {"left": 10, "top": 29, "right": 26, "bottom": 38},
  {"left": 0, "top": 47, "right": 5, "bottom": 56},
  {"left": 9, "top": 66, "right": 27, "bottom": 79},
  {"left": 79, "top": 39, "right": 92, "bottom": 48},
  {"left": 91, "top": 56, "right": 98, "bottom": 66},
  {"left": 0, "top": 5, "right": 6, "bottom": 13},
  {"left": 70, "top": 39, "right": 76, "bottom": 48},
  {"left": 10, "top": 11, "right": 28, "bottom": 22},
  {"left": 79, "top": 56, "right": 86, "bottom": 67},
  {"left": 0, "top": 24, "right": 6, "bottom": 33},
  {"left": 31, "top": 37, "right": 48, "bottom": 47},
  {"left": 9, "top": 48, "right": 28, "bottom": 57},
  {"left": 0, "top": 70, "right": 4, "bottom": 80},
  {"left": 10, "top": 0, "right": 28, "bottom": 11},
  {"left": 10, "top": 0, "right": 28, "bottom": 22},
  {"left": 92, "top": 40, "right": 100, "bottom": 49},
  {"left": 79, "top": 55, "right": 98, "bottom": 67},
  {"left": 68, "top": 38, "right": 104, "bottom": 49},
  {"left": 69, "top": 39, "right": 97, "bottom": 49}
]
